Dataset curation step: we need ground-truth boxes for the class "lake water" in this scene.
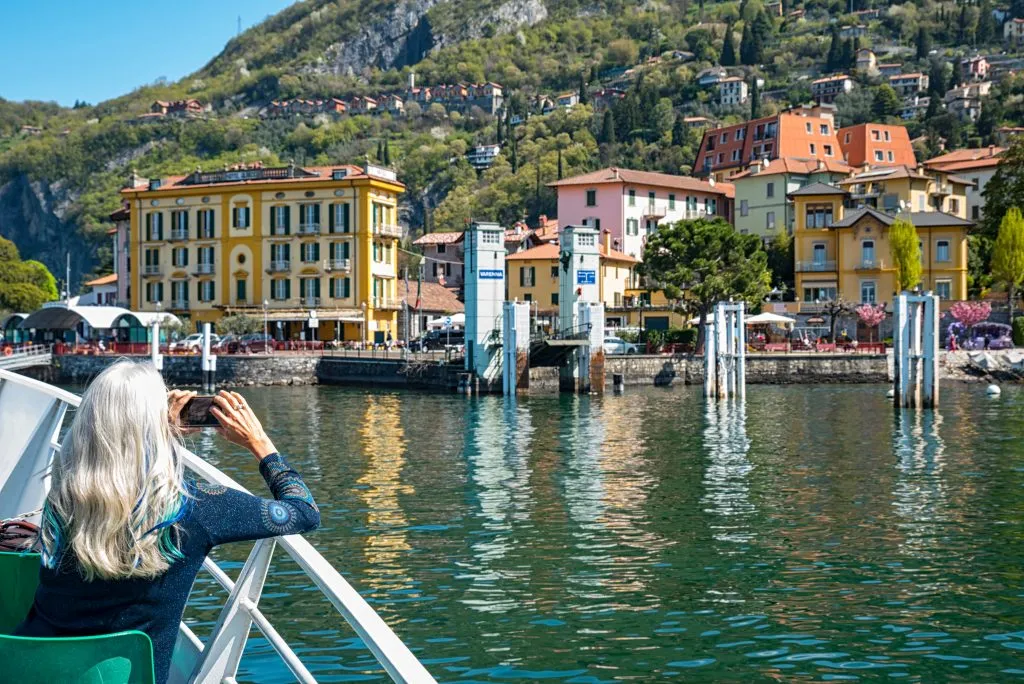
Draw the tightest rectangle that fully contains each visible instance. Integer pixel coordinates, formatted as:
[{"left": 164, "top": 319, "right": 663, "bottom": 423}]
[{"left": 180, "top": 384, "right": 1024, "bottom": 682}]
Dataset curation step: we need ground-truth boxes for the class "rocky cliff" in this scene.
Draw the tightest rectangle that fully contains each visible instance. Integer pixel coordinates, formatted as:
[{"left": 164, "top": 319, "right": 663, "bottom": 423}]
[{"left": 0, "top": 175, "right": 96, "bottom": 292}]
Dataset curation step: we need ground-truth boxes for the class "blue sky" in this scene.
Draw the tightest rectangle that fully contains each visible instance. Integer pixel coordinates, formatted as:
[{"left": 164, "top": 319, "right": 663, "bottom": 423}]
[{"left": 0, "top": 0, "right": 295, "bottom": 106}]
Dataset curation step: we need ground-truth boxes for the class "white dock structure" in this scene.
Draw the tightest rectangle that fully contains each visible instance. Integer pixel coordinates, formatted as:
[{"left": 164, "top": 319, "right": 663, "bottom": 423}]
[
  {"left": 502, "top": 301, "right": 531, "bottom": 395},
  {"left": 464, "top": 221, "right": 506, "bottom": 384},
  {"left": 704, "top": 301, "right": 746, "bottom": 401},
  {"left": 892, "top": 292, "right": 939, "bottom": 409}
]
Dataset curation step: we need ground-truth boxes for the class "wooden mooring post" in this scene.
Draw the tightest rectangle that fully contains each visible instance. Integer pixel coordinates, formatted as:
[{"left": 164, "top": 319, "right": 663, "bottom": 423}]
[
  {"left": 704, "top": 300, "right": 746, "bottom": 400},
  {"left": 892, "top": 292, "right": 939, "bottom": 409}
]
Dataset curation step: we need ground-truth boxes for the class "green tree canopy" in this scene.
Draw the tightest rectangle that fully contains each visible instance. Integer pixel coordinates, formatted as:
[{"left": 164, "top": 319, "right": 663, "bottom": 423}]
[
  {"left": 888, "top": 218, "right": 922, "bottom": 292},
  {"left": 720, "top": 22, "right": 737, "bottom": 66},
  {"left": 0, "top": 237, "right": 59, "bottom": 312},
  {"left": 871, "top": 84, "right": 901, "bottom": 120},
  {"left": 992, "top": 206, "right": 1024, "bottom": 320},
  {"left": 638, "top": 217, "right": 771, "bottom": 349}
]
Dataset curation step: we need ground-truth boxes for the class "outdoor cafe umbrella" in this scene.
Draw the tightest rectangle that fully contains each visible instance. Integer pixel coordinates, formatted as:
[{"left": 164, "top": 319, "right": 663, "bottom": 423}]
[{"left": 744, "top": 312, "right": 796, "bottom": 328}]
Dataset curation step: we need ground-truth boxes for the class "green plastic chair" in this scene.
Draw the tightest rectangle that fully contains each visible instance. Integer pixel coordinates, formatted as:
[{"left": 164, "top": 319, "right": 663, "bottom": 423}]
[{"left": 0, "top": 552, "right": 155, "bottom": 684}]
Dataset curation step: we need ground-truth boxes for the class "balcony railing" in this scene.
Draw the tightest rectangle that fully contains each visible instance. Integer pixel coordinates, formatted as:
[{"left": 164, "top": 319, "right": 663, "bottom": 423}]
[
  {"left": 197, "top": 229, "right": 215, "bottom": 240},
  {"left": 856, "top": 258, "right": 885, "bottom": 270},
  {"left": 267, "top": 260, "right": 291, "bottom": 272},
  {"left": 143, "top": 264, "right": 162, "bottom": 276},
  {"left": 195, "top": 263, "right": 215, "bottom": 275},
  {"left": 374, "top": 223, "right": 402, "bottom": 238},
  {"left": 298, "top": 222, "right": 321, "bottom": 235},
  {"left": 799, "top": 302, "right": 828, "bottom": 313},
  {"left": 169, "top": 229, "right": 189, "bottom": 241},
  {"left": 373, "top": 297, "right": 402, "bottom": 310},
  {"left": 171, "top": 299, "right": 190, "bottom": 310},
  {"left": 796, "top": 260, "right": 837, "bottom": 272},
  {"left": 325, "top": 258, "right": 351, "bottom": 271},
  {"left": 302, "top": 297, "right": 321, "bottom": 307}
]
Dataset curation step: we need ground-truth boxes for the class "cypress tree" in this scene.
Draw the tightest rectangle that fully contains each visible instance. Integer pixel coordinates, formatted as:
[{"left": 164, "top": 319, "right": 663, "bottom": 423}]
[
  {"left": 601, "top": 109, "right": 616, "bottom": 144},
  {"left": 958, "top": 6, "right": 969, "bottom": 44},
  {"left": 383, "top": 139, "right": 391, "bottom": 166},
  {"left": 977, "top": 0, "right": 995, "bottom": 44},
  {"left": 557, "top": 148, "right": 564, "bottom": 179},
  {"left": 721, "top": 22, "right": 737, "bottom": 66},
  {"left": 750, "top": 77, "right": 761, "bottom": 119},
  {"left": 672, "top": 117, "right": 685, "bottom": 146},
  {"left": 916, "top": 27, "right": 931, "bottom": 61},
  {"left": 826, "top": 25, "right": 842, "bottom": 72},
  {"left": 376, "top": 139, "right": 384, "bottom": 161},
  {"left": 740, "top": 23, "right": 755, "bottom": 65},
  {"left": 579, "top": 72, "right": 589, "bottom": 105},
  {"left": 841, "top": 38, "right": 854, "bottom": 71}
]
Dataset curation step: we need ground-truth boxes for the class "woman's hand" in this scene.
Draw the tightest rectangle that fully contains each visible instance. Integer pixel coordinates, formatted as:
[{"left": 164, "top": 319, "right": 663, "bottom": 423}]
[
  {"left": 210, "top": 390, "right": 277, "bottom": 460},
  {"left": 167, "top": 389, "right": 198, "bottom": 430}
]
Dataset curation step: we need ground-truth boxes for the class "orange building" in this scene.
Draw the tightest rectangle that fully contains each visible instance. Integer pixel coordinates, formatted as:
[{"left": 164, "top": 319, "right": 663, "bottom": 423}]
[
  {"left": 695, "top": 105, "right": 840, "bottom": 180},
  {"left": 837, "top": 123, "right": 916, "bottom": 167}
]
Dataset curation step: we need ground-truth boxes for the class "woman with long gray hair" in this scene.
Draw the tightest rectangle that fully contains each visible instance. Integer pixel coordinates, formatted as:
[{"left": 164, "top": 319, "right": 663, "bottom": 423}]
[{"left": 14, "top": 360, "right": 320, "bottom": 684}]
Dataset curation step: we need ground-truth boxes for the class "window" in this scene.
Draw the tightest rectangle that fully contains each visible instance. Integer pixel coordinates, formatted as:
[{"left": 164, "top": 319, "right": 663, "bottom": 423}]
[
  {"left": 236, "top": 278, "right": 246, "bottom": 303},
  {"left": 269, "top": 206, "right": 289, "bottom": 235},
  {"left": 972, "top": 205, "right": 980, "bottom": 220},
  {"left": 145, "top": 282, "right": 164, "bottom": 303},
  {"left": 301, "top": 242, "right": 320, "bottom": 263},
  {"left": 936, "top": 280, "right": 952, "bottom": 299},
  {"left": 626, "top": 218, "right": 639, "bottom": 235},
  {"left": 824, "top": 144, "right": 833, "bottom": 157},
  {"left": 918, "top": 195, "right": 925, "bottom": 211},
  {"left": 171, "top": 210, "right": 188, "bottom": 236},
  {"left": 755, "top": 124, "right": 765, "bottom": 140},
  {"left": 171, "top": 281, "right": 188, "bottom": 305},
  {"left": 806, "top": 205, "right": 834, "bottom": 228},
  {"left": 766, "top": 182, "right": 775, "bottom": 198},
  {"left": 717, "top": 153, "right": 723, "bottom": 164},
  {"left": 299, "top": 204, "right": 320, "bottom": 231},
  {"left": 198, "top": 209, "right": 215, "bottom": 239},
  {"left": 331, "top": 277, "right": 351, "bottom": 298},
  {"left": 766, "top": 212, "right": 776, "bottom": 230},
  {"left": 820, "top": 124, "right": 829, "bottom": 135},
  {"left": 628, "top": 189, "right": 636, "bottom": 206},
  {"left": 806, "top": 122, "right": 812, "bottom": 133},
  {"left": 232, "top": 206, "right": 251, "bottom": 229},
  {"left": 271, "top": 279, "right": 290, "bottom": 300},
  {"left": 971, "top": 177, "right": 980, "bottom": 190},
  {"left": 884, "top": 130, "right": 891, "bottom": 142},
  {"left": 732, "top": 149, "right": 741, "bottom": 162},
  {"left": 936, "top": 239, "right": 950, "bottom": 262},
  {"left": 844, "top": 132, "right": 851, "bottom": 144},
  {"left": 871, "top": 129, "right": 880, "bottom": 141},
  {"left": 519, "top": 266, "right": 536, "bottom": 287},
  {"left": 862, "top": 240, "right": 875, "bottom": 265},
  {"left": 812, "top": 243, "right": 826, "bottom": 265},
  {"left": 145, "top": 213, "right": 163, "bottom": 241},
  {"left": 720, "top": 133, "right": 728, "bottom": 144},
  {"left": 861, "top": 281, "right": 877, "bottom": 303},
  {"left": 551, "top": 293, "right": 559, "bottom": 305},
  {"left": 740, "top": 200, "right": 749, "bottom": 216},
  {"left": 874, "top": 150, "right": 884, "bottom": 162},
  {"left": 171, "top": 247, "right": 188, "bottom": 267},
  {"left": 300, "top": 277, "right": 321, "bottom": 302},
  {"left": 803, "top": 286, "right": 837, "bottom": 302},
  {"left": 668, "top": 193, "right": 676, "bottom": 210},
  {"left": 586, "top": 189, "right": 596, "bottom": 206},
  {"left": 270, "top": 242, "right": 290, "bottom": 267},
  {"left": 809, "top": 143, "right": 816, "bottom": 155},
  {"left": 950, "top": 198, "right": 960, "bottom": 214},
  {"left": 524, "top": 293, "right": 532, "bottom": 302},
  {"left": 198, "top": 280, "right": 215, "bottom": 302},
  {"left": 887, "top": 151, "right": 894, "bottom": 162},
  {"left": 735, "top": 129, "right": 743, "bottom": 140},
  {"left": 328, "top": 203, "right": 350, "bottom": 233},
  {"left": 551, "top": 266, "right": 559, "bottom": 278},
  {"left": 436, "top": 243, "right": 447, "bottom": 254}
]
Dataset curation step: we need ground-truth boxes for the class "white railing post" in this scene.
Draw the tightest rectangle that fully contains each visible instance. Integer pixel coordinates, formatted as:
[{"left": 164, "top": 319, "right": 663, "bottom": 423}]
[
  {"left": 893, "top": 292, "right": 938, "bottom": 409},
  {"left": 151, "top": 321, "right": 163, "bottom": 371}
]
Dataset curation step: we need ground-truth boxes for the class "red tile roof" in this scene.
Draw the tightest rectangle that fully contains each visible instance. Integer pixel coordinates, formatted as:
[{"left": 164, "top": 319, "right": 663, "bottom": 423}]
[
  {"left": 925, "top": 147, "right": 1004, "bottom": 171},
  {"left": 413, "top": 231, "right": 463, "bottom": 246},
  {"left": 729, "top": 157, "right": 850, "bottom": 179},
  {"left": 85, "top": 273, "right": 117, "bottom": 287},
  {"left": 403, "top": 281, "right": 464, "bottom": 313},
  {"left": 505, "top": 241, "right": 639, "bottom": 264},
  {"left": 549, "top": 167, "right": 734, "bottom": 199}
]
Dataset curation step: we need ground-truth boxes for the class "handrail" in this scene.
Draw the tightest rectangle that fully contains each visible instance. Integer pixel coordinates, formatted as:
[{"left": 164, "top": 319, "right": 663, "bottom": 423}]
[{"left": 0, "top": 369, "right": 436, "bottom": 684}]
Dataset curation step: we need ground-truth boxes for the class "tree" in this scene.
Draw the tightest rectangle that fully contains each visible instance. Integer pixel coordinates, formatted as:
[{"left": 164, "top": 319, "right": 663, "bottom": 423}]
[
  {"left": 889, "top": 218, "right": 923, "bottom": 292},
  {"left": 872, "top": 84, "right": 901, "bottom": 120},
  {"left": 750, "top": 76, "right": 761, "bottom": 119},
  {"left": 822, "top": 298, "right": 855, "bottom": 342},
  {"left": 992, "top": 206, "right": 1024, "bottom": 321},
  {"left": 607, "top": 38, "right": 640, "bottom": 66},
  {"left": 578, "top": 72, "right": 589, "bottom": 105},
  {"left": 383, "top": 139, "right": 392, "bottom": 166},
  {"left": 981, "top": 137, "right": 1024, "bottom": 243},
  {"left": 826, "top": 26, "right": 843, "bottom": 72},
  {"left": 671, "top": 117, "right": 685, "bottom": 146},
  {"left": 638, "top": 217, "right": 771, "bottom": 351},
  {"left": 949, "top": 300, "right": 992, "bottom": 339},
  {"left": 217, "top": 314, "right": 263, "bottom": 335},
  {"left": 600, "top": 109, "right": 616, "bottom": 144},
  {"left": 841, "top": 39, "right": 855, "bottom": 71},
  {"left": 376, "top": 139, "right": 384, "bottom": 161},
  {"left": 927, "top": 60, "right": 947, "bottom": 98},
  {"left": 977, "top": 0, "right": 996, "bottom": 44},
  {"left": 765, "top": 230, "right": 793, "bottom": 288},
  {"left": 721, "top": 22, "right": 737, "bottom": 66},
  {"left": 740, "top": 23, "right": 763, "bottom": 65},
  {"left": 916, "top": 27, "right": 932, "bottom": 61},
  {"left": 0, "top": 237, "right": 58, "bottom": 312},
  {"left": 855, "top": 303, "right": 887, "bottom": 342}
]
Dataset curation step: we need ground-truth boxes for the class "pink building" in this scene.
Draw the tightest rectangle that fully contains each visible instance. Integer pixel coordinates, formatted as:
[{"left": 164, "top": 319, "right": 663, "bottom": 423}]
[
  {"left": 412, "top": 232, "right": 464, "bottom": 287},
  {"left": 548, "top": 167, "right": 734, "bottom": 260},
  {"left": 109, "top": 204, "right": 130, "bottom": 306}
]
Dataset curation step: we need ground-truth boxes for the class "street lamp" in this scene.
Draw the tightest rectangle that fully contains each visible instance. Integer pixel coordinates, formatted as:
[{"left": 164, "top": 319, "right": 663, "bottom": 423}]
[{"left": 263, "top": 299, "right": 269, "bottom": 347}]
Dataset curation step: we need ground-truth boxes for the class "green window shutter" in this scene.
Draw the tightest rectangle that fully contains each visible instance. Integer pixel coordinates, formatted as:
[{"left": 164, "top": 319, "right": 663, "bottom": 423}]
[
  {"left": 328, "top": 204, "right": 335, "bottom": 233},
  {"left": 519, "top": 267, "right": 524, "bottom": 287},
  {"left": 342, "top": 241, "right": 350, "bottom": 259},
  {"left": 343, "top": 204, "right": 350, "bottom": 232},
  {"left": 284, "top": 243, "right": 291, "bottom": 261},
  {"left": 283, "top": 207, "right": 290, "bottom": 233},
  {"left": 314, "top": 243, "right": 321, "bottom": 260},
  {"left": 184, "top": 248, "right": 189, "bottom": 266},
  {"left": 270, "top": 206, "right": 277, "bottom": 232},
  {"left": 531, "top": 266, "right": 536, "bottom": 285},
  {"left": 145, "top": 213, "right": 151, "bottom": 240},
  {"left": 158, "top": 283, "right": 163, "bottom": 300},
  {"left": 313, "top": 204, "right": 321, "bottom": 225},
  {"left": 285, "top": 279, "right": 292, "bottom": 299},
  {"left": 329, "top": 277, "right": 335, "bottom": 296},
  {"left": 329, "top": 242, "right": 335, "bottom": 260},
  {"left": 314, "top": 278, "right": 321, "bottom": 298}
]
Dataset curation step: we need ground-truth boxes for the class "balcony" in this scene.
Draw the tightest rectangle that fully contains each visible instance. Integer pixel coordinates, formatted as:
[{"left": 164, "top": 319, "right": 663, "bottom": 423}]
[
  {"left": 796, "top": 260, "right": 837, "bottom": 272},
  {"left": 848, "top": 184, "right": 881, "bottom": 200},
  {"left": 302, "top": 297, "right": 322, "bottom": 308},
  {"left": 642, "top": 204, "right": 666, "bottom": 218},
  {"left": 325, "top": 258, "right": 351, "bottom": 272},
  {"left": 856, "top": 258, "right": 885, "bottom": 270},
  {"left": 142, "top": 265, "right": 162, "bottom": 276},
  {"left": 267, "top": 260, "right": 291, "bottom": 273},
  {"left": 931, "top": 184, "right": 952, "bottom": 195},
  {"left": 799, "top": 302, "right": 827, "bottom": 313},
  {"left": 298, "top": 222, "right": 321, "bottom": 235},
  {"left": 373, "top": 297, "right": 402, "bottom": 310},
  {"left": 373, "top": 223, "right": 402, "bottom": 239},
  {"left": 171, "top": 300, "right": 190, "bottom": 310},
  {"left": 169, "top": 229, "right": 189, "bottom": 241},
  {"left": 195, "top": 263, "right": 215, "bottom": 275},
  {"left": 197, "top": 229, "right": 215, "bottom": 240}
]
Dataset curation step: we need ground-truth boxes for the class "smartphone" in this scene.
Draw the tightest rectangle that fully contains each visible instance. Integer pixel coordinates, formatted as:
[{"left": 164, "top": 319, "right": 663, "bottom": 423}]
[{"left": 181, "top": 396, "right": 221, "bottom": 428}]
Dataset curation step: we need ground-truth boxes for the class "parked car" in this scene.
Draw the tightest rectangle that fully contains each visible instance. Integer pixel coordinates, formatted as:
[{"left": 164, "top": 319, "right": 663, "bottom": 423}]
[
  {"left": 212, "top": 334, "right": 239, "bottom": 352},
  {"left": 169, "top": 333, "right": 220, "bottom": 352},
  {"left": 236, "top": 332, "right": 276, "bottom": 353},
  {"left": 604, "top": 336, "right": 640, "bottom": 355},
  {"left": 410, "top": 329, "right": 465, "bottom": 352}
]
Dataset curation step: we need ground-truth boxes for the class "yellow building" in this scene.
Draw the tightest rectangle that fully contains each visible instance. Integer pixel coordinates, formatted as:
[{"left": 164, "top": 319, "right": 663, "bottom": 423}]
[
  {"left": 605, "top": 289, "right": 689, "bottom": 331},
  {"left": 791, "top": 182, "right": 970, "bottom": 311},
  {"left": 123, "top": 162, "right": 404, "bottom": 343},
  {"left": 836, "top": 165, "right": 970, "bottom": 217},
  {"left": 505, "top": 238, "right": 638, "bottom": 315}
]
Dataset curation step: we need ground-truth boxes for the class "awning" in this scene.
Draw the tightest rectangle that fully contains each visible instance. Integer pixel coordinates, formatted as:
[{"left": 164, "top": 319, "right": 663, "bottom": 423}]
[
  {"left": 112, "top": 312, "right": 182, "bottom": 328},
  {"left": 426, "top": 312, "right": 465, "bottom": 329},
  {"left": 1, "top": 313, "right": 28, "bottom": 329},
  {"left": 745, "top": 312, "right": 796, "bottom": 327},
  {"left": 19, "top": 303, "right": 130, "bottom": 330}
]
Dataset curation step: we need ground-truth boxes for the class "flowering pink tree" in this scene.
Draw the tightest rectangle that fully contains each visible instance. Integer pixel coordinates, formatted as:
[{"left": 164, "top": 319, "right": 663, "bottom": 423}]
[
  {"left": 855, "top": 304, "right": 887, "bottom": 342},
  {"left": 949, "top": 301, "right": 991, "bottom": 334}
]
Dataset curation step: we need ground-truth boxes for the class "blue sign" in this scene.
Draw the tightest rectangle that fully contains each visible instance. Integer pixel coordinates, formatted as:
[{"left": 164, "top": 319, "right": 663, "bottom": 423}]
[
  {"left": 479, "top": 269, "right": 504, "bottom": 280},
  {"left": 576, "top": 270, "right": 597, "bottom": 285}
]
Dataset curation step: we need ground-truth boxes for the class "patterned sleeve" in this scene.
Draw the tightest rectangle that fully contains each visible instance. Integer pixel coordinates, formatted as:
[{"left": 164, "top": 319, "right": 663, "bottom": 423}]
[{"left": 190, "top": 453, "right": 321, "bottom": 549}]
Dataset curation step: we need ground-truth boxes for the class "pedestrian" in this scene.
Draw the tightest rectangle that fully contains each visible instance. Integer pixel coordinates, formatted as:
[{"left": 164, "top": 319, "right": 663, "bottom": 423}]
[{"left": 386, "top": 331, "right": 394, "bottom": 351}]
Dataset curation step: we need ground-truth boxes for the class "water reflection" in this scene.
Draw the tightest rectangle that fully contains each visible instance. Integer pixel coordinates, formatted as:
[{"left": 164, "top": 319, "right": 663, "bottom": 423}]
[
  {"left": 892, "top": 409, "right": 950, "bottom": 559},
  {"left": 357, "top": 395, "right": 414, "bottom": 605},
  {"left": 702, "top": 400, "right": 755, "bottom": 547},
  {"left": 459, "top": 397, "right": 534, "bottom": 614}
]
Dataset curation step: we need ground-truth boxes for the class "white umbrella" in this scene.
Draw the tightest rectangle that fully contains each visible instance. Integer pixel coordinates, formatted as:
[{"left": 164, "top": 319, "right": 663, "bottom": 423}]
[{"left": 745, "top": 312, "right": 796, "bottom": 327}]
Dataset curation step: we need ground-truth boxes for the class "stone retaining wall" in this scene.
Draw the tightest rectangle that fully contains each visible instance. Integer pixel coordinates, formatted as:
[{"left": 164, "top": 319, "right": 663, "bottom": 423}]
[{"left": 56, "top": 354, "right": 320, "bottom": 387}]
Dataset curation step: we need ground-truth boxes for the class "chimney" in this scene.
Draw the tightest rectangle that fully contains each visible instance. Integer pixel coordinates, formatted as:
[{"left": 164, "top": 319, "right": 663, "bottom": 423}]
[
  {"left": 817, "top": 159, "right": 825, "bottom": 171},
  {"left": 409, "top": 71, "right": 416, "bottom": 91},
  {"left": 709, "top": 176, "right": 716, "bottom": 187},
  {"left": 538, "top": 214, "right": 547, "bottom": 226},
  {"left": 989, "top": 144, "right": 996, "bottom": 157},
  {"left": 603, "top": 228, "right": 612, "bottom": 254}
]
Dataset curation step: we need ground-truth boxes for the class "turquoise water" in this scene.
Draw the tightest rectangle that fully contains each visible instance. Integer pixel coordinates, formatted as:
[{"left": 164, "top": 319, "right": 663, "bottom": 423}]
[{"left": 180, "top": 384, "right": 1024, "bottom": 682}]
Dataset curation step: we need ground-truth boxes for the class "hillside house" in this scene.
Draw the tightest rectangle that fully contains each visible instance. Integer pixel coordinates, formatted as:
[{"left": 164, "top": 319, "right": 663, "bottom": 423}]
[
  {"left": 889, "top": 73, "right": 929, "bottom": 97},
  {"left": 811, "top": 75, "right": 854, "bottom": 104}
]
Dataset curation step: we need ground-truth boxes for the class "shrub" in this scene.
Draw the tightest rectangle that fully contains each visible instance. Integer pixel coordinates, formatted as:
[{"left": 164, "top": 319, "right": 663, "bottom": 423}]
[
  {"left": 1014, "top": 317, "right": 1024, "bottom": 345},
  {"left": 665, "top": 327, "right": 697, "bottom": 345}
]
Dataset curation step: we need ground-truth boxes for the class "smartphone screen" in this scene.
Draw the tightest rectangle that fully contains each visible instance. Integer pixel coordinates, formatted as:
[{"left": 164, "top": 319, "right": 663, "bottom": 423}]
[{"left": 181, "top": 396, "right": 220, "bottom": 427}]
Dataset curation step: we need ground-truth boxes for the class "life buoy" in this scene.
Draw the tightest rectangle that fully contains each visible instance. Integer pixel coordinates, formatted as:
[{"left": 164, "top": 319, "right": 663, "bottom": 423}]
[{"left": 3, "top": 347, "right": 12, "bottom": 357}]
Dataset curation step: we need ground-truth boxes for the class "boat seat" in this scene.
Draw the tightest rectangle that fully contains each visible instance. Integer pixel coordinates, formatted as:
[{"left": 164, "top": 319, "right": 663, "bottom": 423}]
[{"left": 0, "top": 552, "right": 156, "bottom": 684}]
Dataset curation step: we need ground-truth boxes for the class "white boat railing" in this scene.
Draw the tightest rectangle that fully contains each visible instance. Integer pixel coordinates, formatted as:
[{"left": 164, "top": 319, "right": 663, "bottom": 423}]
[{"left": 0, "top": 369, "right": 436, "bottom": 684}]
